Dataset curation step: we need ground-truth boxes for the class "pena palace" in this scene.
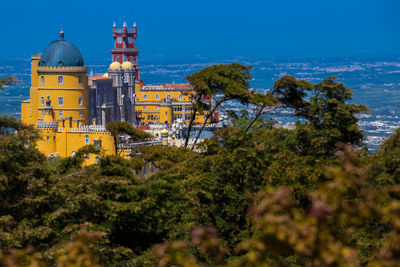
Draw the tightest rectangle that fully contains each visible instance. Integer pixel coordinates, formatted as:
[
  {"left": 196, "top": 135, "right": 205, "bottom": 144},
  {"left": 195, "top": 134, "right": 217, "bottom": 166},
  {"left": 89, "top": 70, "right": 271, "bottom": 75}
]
[{"left": 21, "top": 22, "right": 220, "bottom": 166}]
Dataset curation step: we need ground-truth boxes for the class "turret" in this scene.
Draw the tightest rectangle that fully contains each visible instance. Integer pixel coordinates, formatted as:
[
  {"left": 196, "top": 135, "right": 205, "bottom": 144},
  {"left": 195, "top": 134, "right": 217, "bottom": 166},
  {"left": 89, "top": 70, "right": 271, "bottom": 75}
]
[
  {"left": 122, "top": 21, "right": 127, "bottom": 37},
  {"left": 133, "top": 22, "right": 137, "bottom": 39},
  {"left": 161, "top": 128, "right": 169, "bottom": 146},
  {"left": 43, "top": 95, "right": 54, "bottom": 123}
]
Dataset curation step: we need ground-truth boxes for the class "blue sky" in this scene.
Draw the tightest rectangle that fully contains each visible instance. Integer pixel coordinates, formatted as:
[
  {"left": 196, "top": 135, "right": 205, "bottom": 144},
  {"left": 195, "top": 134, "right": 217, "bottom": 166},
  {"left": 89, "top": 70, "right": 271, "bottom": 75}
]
[{"left": 0, "top": 0, "right": 399, "bottom": 61}]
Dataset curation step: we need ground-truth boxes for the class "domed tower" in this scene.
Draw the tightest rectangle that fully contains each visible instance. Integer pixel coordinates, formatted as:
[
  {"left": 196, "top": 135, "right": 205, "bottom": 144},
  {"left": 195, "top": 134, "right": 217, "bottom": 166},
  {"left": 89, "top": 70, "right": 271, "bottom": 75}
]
[{"left": 22, "top": 31, "right": 89, "bottom": 126}]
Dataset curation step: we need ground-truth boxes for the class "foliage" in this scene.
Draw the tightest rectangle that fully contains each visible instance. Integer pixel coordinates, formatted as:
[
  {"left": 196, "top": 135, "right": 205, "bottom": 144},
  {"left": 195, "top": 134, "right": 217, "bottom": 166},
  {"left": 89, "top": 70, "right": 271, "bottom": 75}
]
[
  {"left": 184, "top": 63, "right": 254, "bottom": 148},
  {"left": 369, "top": 128, "right": 400, "bottom": 186},
  {"left": 106, "top": 122, "right": 152, "bottom": 154},
  {"left": 273, "top": 75, "right": 368, "bottom": 156},
  {"left": 0, "top": 72, "right": 399, "bottom": 266},
  {"left": 58, "top": 145, "right": 100, "bottom": 174}
]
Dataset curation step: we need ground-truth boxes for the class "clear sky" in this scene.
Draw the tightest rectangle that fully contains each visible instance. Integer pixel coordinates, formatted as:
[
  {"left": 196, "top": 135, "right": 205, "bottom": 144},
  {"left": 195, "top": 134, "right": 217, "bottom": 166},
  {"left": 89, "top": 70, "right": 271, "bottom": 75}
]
[{"left": 0, "top": 0, "right": 399, "bottom": 61}]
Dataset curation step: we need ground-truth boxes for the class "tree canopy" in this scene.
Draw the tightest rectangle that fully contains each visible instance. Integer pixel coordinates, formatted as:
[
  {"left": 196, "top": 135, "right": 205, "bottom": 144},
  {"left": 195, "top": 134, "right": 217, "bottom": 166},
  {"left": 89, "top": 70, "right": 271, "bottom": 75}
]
[{"left": 0, "top": 72, "right": 399, "bottom": 266}]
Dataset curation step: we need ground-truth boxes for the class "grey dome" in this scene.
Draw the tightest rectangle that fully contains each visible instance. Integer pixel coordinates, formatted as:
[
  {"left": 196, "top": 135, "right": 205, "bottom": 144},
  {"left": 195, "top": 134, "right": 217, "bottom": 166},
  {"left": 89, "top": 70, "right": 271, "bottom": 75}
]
[{"left": 39, "top": 39, "right": 84, "bottom": 67}]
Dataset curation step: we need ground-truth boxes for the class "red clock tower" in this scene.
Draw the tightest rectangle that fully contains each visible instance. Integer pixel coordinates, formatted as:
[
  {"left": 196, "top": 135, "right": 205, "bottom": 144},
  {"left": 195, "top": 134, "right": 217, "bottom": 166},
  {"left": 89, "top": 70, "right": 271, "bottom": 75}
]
[{"left": 111, "top": 21, "right": 140, "bottom": 80}]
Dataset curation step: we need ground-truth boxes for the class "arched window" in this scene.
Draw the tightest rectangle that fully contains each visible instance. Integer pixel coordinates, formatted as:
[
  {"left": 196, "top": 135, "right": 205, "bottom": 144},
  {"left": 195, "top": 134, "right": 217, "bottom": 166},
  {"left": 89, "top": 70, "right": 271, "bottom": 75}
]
[
  {"left": 58, "top": 76, "right": 64, "bottom": 85},
  {"left": 40, "top": 76, "right": 45, "bottom": 85},
  {"left": 84, "top": 135, "right": 90, "bottom": 145},
  {"left": 143, "top": 94, "right": 148, "bottom": 100},
  {"left": 179, "top": 94, "right": 182, "bottom": 100},
  {"left": 156, "top": 94, "right": 160, "bottom": 100},
  {"left": 41, "top": 96, "right": 44, "bottom": 106},
  {"left": 78, "top": 76, "right": 82, "bottom": 84}
]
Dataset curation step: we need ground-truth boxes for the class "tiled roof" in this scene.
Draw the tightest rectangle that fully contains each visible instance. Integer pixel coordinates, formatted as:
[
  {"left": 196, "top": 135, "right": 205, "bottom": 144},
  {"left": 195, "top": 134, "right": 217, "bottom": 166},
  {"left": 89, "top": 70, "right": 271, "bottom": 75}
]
[{"left": 89, "top": 75, "right": 111, "bottom": 80}]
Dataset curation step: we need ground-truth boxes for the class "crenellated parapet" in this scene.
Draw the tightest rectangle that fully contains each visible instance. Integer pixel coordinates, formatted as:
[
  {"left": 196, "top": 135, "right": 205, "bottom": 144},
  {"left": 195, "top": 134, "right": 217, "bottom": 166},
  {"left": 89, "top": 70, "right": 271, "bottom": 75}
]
[
  {"left": 69, "top": 124, "right": 110, "bottom": 133},
  {"left": 37, "top": 66, "right": 88, "bottom": 74},
  {"left": 36, "top": 121, "right": 58, "bottom": 129},
  {"left": 31, "top": 54, "right": 42, "bottom": 60}
]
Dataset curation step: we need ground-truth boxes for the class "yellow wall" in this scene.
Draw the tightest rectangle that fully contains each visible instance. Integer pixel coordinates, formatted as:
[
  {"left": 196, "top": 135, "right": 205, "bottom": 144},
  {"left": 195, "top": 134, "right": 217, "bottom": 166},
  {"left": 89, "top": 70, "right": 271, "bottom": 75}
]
[
  {"left": 21, "top": 54, "right": 115, "bottom": 166},
  {"left": 22, "top": 54, "right": 89, "bottom": 126},
  {"left": 135, "top": 83, "right": 205, "bottom": 124},
  {"left": 36, "top": 126, "right": 115, "bottom": 165}
]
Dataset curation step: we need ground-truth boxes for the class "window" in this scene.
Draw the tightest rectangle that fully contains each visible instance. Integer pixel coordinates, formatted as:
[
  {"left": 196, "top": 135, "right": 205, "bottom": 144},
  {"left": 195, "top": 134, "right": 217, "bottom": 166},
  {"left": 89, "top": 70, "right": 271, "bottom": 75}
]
[
  {"left": 53, "top": 136, "right": 56, "bottom": 141},
  {"left": 167, "top": 94, "right": 171, "bottom": 100},
  {"left": 58, "top": 97, "right": 64, "bottom": 106},
  {"left": 46, "top": 136, "right": 49, "bottom": 142},
  {"left": 78, "top": 96, "right": 82, "bottom": 105},
  {"left": 143, "top": 106, "right": 146, "bottom": 111},
  {"left": 155, "top": 106, "right": 158, "bottom": 110},
  {"left": 84, "top": 153, "right": 89, "bottom": 159},
  {"left": 58, "top": 75, "right": 64, "bottom": 85},
  {"left": 95, "top": 156, "right": 100, "bottom": 164},
  {"left": 143, "top": 94, "right": 147, "bottom": 100},
  {"left": 41, "top": 96, "right": 44, "bottom": 106},
  {"left": 79, "top": 110, "right": 83, "bottom": 117},
  {"left": 59, "top": 110, "right": 63, "bottom": 117},
  {"left": 130, "top": 57, "right": 133, "bottom": 62},
  {"left": 40, "top": 76, "right": 45, "bottom": 85},
  {"left": 116, "top": 56, "right": 120, "bottom": 62},
  {"left": 155, "top": 94, "right": 160, "bottom": 100},
  {"left": 72, "top": 151, "right": 76, "bottom": 157},
  {"left": 165, "top": 111, "right": 168, "bottom": 115},
  {"left": 179, "top": 94, "right": 182, "bottom": 100},
  {"left": 84, "top": 135, "right": 89, "bottom": 145},
  {"left": 78, "top": 76, "right": 82, "bottom": 84},
  {"left": 41, "top": 110, "right": 44, "bottom": 116}
]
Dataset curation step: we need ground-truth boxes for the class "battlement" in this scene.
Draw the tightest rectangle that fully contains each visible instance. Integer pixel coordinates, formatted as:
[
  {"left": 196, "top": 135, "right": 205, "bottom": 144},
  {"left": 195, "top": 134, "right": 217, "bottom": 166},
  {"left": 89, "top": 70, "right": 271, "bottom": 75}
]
[
  {"left": 31, "top": 54, "right": 42, "bottom": 60},
  {"left": 69, "top": 125, "right": 109, "bottom": 133},
  {"left": 37, "top": 66, "right": 88, "bottom": 74},
  {"left": 37, "top": 121, "right": 58, "bottom": 129}
]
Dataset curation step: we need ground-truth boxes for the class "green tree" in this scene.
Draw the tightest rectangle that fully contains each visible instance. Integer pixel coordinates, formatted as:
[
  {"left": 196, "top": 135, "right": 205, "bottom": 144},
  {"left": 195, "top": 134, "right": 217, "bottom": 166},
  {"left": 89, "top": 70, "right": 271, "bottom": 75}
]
[
  {"left": 273, "top": 75, "right": 367, "bottom": 156},
  {"left": 106, "top": 121, "right": 152, "bottom": 154},
  {"left": 184, "top": 63, "right": 254, "bottom": 148}
]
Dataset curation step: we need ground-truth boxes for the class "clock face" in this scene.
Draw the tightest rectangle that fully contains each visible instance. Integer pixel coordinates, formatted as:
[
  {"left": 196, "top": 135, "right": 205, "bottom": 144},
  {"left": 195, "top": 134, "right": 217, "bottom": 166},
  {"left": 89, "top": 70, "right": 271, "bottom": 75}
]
[
  {"left": 117, "top": 37, "right": 123, "bottom": 44},
  {"left": 127, "top": 37, "right": 133, "bottom": 44}
]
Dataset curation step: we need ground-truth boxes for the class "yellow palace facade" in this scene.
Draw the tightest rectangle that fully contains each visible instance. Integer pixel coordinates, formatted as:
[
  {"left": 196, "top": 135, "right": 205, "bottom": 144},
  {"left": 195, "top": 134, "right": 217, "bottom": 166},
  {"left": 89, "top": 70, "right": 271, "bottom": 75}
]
[
  {"left": 21, "top": 27, "right": 216, "bottom": 165},
  {"left": 21, "top": 31, "right": 115, "bottom": 164}
]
